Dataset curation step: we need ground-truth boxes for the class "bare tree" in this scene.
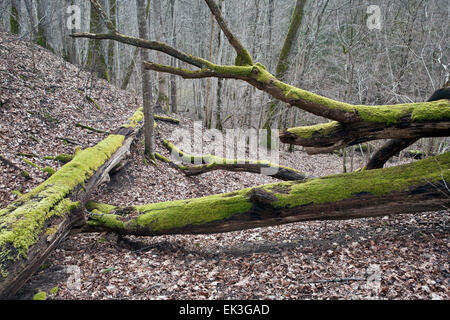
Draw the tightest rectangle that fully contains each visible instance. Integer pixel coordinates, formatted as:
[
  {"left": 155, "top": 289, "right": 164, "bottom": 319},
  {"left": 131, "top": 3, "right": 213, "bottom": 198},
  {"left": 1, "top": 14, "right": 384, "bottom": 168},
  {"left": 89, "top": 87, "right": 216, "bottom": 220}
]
[{"left": 136, "top": 0, "right": 155, "bottom": 159}]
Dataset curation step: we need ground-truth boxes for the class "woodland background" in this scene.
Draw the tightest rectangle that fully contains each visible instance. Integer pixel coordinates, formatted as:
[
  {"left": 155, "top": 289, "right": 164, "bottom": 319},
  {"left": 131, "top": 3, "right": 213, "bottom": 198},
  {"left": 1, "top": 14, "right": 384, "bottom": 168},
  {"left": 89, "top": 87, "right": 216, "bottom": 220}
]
[
  {"left": 0, "top": 0, "right": 449, "bottom": 300},
  {"left": 2, "top": 0, "right": 449, "bottom": 149}
]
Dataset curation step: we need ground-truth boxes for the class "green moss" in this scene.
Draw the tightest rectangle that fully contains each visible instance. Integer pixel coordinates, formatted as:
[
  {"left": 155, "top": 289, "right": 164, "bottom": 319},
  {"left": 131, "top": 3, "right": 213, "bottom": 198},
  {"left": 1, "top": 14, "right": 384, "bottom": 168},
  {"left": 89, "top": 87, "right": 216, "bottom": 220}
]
[
  {"left": 287, "top": 121, "right": 340, "bottom": 139},
  {"left": 88, "top": 211, "right": 125, "bottom": 230},
  {"left": 12, "top": 190, "right": 22, "bottom": 197},
  {"left": 39, "top": 263, "right": 50, "bottom": 271},
  {"left": 255, "top": 62, "right": 267, "bottom": 70},
  {"left": 43, "top": 167, "right": 56, "bottom": 176},
  {"left": 154, "top": 152, "right": 171, "bottom": 163},
  {"left": 23, "top": 158, "right": 57, "bottom": 176},
  {"left": 86, "top": 201, "right": 116, "bottom": 213},
  {"left": 21, "top": 170, "right": 30, "bottom": 179},
  {"left": 45, "top": 227, "right": 57, "bottom": 236},
  {"left": 133, "top": 191, "right": 253, "bottom": 231},
  {"left": 270, "top": 152, "right": 450, "bottom": 208},
  {"left": 23, "top": 158, "right": 41, "bottom": 170},
  {"left": 49, "top": 287, "right": 59, "bottom": 295},
  {"left": 55, "top": 154, "right": 73, "bottom": 164},
  {"left": 163, "top": 140, "right": 203, "bottom": 164},
  {"left": 86, "top": 96, "right": 101, "bottom": 110},
  {"left": 235, "top": 49, "right": 253, "bottom": 66},
  {"left": 410, "top": 100, "right": 450, "bottom": 121},
  {"left": 0, "top": 135, "right": 124, "bottom": 265},
  {"left": 33, "top": 291, "right": 47, "bottom": 300},
  {"left": 211, "top": 64, "right": 254, "bottom": 77},
  {"left": 356, "top": 100, "right": 449, "bottom": 124},
  {"left": 87, "top": 189, "right": 253, "bottom": 233},
  {"left": 19, "top": 153, "right": 38, "bottom": 159},
  {"left": 10, "top": 7, "right": 19, "bottom": 34},
  {"left": 122, "top": 107, "right": 144, "bottom": 128},
  {"left": 154, "top": 115, "right": 180, "bottom": 124}
]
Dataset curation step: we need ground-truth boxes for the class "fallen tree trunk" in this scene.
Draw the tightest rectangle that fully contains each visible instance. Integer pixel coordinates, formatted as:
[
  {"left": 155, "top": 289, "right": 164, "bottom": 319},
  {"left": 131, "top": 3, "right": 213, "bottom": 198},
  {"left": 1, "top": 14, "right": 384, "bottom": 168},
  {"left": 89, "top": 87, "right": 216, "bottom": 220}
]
[
  {"left": 159, "top": 140, "right": 307, "bottom": 181},
  {"left": 365, "top": 88, "right": 448, "bottom": 169},
  {"left": 79, "top": 152, "right": 449, "bottom": 236},
  {"left": 0, "top": 108, "right": 144, "bottom": 299},
  {"left": 154, "top": 114, "right": 180, "bottom": 124},
  {"left": 366, "top": 138, "right": 419, "bottom": 170},
  {"left": 279, "top": 107, "right": 450, "bottom": 154}
]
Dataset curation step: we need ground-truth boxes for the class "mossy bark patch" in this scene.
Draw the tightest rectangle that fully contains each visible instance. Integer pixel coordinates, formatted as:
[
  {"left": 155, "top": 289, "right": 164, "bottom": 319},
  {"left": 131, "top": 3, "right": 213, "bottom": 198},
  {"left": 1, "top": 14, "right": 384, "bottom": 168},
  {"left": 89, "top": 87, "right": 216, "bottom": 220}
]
[
  {"left": 270, "top": 152, "right": 449, "bottom": 209},
  {"left": 0, "top": 134, "right": 124, "bottom": 272}
]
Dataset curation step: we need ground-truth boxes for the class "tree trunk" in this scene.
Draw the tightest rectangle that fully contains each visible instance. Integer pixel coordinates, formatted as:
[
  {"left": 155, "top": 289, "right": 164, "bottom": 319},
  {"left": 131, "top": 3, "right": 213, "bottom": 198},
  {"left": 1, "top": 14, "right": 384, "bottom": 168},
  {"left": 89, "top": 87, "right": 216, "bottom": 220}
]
[
  {"left": 169, "top": 0, "right": 178, "bottom": 113},
  {"left": 263, "top": 0, "right": 307, "bottom": 148},
  {"left": 154, "top": 0, "right": 169, "bottom": 111},
  {"left": 0, "top": 109, "right": 144, "bottom": 298},
  {"left": 137, "top": 0, "right": 155, "bottom": 158},
  {"left": 82, "top": 152, "right": 449, "bottom": 236}
]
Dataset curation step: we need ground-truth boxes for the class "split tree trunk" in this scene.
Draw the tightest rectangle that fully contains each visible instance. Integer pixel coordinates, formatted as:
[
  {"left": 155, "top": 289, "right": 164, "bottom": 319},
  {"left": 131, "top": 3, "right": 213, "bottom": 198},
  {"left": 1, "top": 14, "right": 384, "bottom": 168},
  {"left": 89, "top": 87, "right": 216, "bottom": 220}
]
[{"left": 0, "top": 109, "right": 144, "bottom": 299}]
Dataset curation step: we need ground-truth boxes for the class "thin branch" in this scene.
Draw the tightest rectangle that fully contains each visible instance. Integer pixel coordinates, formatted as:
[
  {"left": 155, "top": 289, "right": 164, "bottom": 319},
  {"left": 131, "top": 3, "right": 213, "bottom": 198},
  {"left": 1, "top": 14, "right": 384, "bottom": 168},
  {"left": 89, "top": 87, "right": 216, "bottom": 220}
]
[
  {"left": 203, "top": 0, "right": 253, "bottom": 65},
  {"left": 71, "top": 32, "right": 206, "bottom": 69},
  {"left": 90, "top": 0, "right": 117, "bottom": 33}
]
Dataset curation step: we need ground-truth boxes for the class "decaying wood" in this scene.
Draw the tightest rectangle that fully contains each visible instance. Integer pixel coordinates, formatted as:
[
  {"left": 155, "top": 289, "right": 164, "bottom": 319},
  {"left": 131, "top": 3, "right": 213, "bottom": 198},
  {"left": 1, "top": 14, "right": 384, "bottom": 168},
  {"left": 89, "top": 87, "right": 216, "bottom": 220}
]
[
  {"left": 0, "top": 109, "right": 144, "bottom": 299},
  {"left": 365, "top": 87, "right": 450, "bottom": 169},
  {"left": 279, "top": 117, "right": 450, "bottom": 154},
  {"left": 159, "top": 140, "right": 307, "bottom": 181},
  {"left": 81, "top": 152, "right": 449, "bottom": 236},
  {"left": 2, "top": 0, "right": 449, "bottom": 299}
]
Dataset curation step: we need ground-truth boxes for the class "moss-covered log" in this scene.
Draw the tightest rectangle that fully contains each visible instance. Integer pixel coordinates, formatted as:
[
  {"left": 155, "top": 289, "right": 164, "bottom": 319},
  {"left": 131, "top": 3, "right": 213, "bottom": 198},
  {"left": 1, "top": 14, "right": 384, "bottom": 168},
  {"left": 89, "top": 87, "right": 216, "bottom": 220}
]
[
  {"left": 81, "top": 152, "right": 449, "bottom": 236},
  {"left": 161, "top": 140, "right": 307, "bottom": 181},
  {"left": 0, "top": 108, "right": 144, "bottom": 298},
  {"left": 365, "top": 87, "right": 449, "bottom": 169},
  {"left": 76, "top": 123, "right": 107, "bottom": 134},
  {"left": 154, "top": 114, "right": 180, "bottom": 124},
  {"left": 279, "top": 105, "right": 450, "bottom": 154}
]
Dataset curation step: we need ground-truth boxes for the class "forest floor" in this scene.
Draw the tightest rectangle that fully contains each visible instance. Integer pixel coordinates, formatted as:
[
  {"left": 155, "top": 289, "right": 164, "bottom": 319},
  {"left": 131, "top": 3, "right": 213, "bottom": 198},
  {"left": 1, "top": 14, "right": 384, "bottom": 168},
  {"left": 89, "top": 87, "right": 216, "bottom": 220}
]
[{"left": 1, "top": 31, "right": 448, "bottom": 300}]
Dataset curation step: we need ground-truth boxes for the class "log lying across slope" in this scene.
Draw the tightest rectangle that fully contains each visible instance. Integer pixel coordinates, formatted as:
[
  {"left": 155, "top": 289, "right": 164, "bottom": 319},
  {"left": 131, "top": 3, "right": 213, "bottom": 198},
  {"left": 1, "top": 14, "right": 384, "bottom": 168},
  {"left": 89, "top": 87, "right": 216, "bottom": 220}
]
[
  {"left": 0, "top": 108, "right": 144, "bottom": 298},
  {"left": 82, "top": 152, "right": 450, "bottom": 236}
]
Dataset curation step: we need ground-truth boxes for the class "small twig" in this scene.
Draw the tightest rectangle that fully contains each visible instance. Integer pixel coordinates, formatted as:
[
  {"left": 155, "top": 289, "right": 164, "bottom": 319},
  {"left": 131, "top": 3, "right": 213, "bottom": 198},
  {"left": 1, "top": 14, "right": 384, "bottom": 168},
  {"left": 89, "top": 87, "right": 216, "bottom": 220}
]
[
  {"left": 57, "top": 137, "right": 80, "bottom": 145},
  {"left": 0, "top": 154, "right": 32, "bottom": 180},
  {"left": 305, "top": 277, "right": 366, "bottom": 284},
  {"left": 76, "top": 123, "right": 107, "bottom": 134}
]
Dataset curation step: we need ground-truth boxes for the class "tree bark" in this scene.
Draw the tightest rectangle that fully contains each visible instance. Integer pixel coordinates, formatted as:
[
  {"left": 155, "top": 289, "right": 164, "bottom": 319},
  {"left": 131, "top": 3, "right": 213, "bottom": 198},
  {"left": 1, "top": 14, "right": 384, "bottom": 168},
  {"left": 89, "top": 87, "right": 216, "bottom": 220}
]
[
  {"left": 136, "top": 0, "right": 155, "bottom": 158},
  {"left": 158, "top": 140, "right": 307, "bottom": 181},
  {"left": 81, "top": 152, "right": 449, "bottom": 236},
  {"left": 0, "top": 109, "right": 144, "bottom": 299}
]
